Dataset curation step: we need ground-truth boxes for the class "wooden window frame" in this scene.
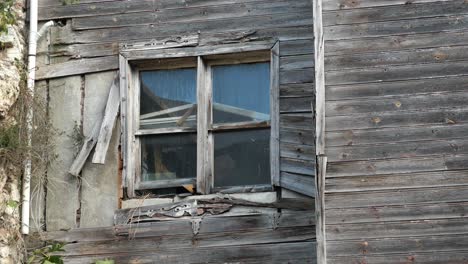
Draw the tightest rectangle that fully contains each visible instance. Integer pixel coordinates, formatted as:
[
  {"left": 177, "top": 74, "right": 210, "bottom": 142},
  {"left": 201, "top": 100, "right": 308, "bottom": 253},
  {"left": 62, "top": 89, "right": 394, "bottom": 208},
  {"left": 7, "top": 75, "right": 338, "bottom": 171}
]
[{"left": 120, "top": 40, "right": 280, "bottom": 198}]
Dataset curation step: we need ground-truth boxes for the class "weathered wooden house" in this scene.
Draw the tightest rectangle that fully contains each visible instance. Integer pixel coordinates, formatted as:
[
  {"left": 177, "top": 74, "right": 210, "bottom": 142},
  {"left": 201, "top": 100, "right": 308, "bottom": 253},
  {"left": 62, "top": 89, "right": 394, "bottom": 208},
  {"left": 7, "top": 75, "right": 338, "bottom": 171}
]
[{"left": 25, "top": 0, "right": 468, "bottom": 263}]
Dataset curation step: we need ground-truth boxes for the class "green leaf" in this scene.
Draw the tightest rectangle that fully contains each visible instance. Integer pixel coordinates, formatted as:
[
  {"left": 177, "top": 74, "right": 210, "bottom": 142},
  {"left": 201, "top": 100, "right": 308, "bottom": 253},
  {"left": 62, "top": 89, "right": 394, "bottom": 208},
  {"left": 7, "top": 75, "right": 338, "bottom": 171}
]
[{"left": 6, "top": 200, "right": 18, "bottom": 208}]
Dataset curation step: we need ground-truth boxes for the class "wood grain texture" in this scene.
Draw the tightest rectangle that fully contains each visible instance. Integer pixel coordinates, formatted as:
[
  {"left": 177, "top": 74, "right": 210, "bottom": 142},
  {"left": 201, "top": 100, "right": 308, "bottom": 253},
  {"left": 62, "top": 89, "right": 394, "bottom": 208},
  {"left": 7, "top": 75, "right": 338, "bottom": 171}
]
[{"left": 92, "top": 73, "right": 120, "bottom": 164}]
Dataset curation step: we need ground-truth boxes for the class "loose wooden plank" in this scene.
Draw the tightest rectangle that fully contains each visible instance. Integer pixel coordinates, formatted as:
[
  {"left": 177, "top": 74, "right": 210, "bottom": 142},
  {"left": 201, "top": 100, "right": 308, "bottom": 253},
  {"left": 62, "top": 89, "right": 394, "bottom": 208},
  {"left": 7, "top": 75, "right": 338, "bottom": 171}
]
[
  {"left": 92, "top": 73, "right": 120, "bottom": 164},
  {"left": 327, "top": 218, "right": 468, "bottom": 240},
  {"left": 326, "top": 123, "right": 468, "bottom": 147},
  {"left": 281, "top": 157, "right": 316, "bottom": 176},
  {"left": 327, "top": 91, "right": 468, "bottom": 117},
  {"left": 36, "top": 56, "right": 118, "bottom": 80},
  {"left": 62, "top": 241, "right": 317, "bottom": 264},
  {"left": 325, "top": 185, "right": 468, "bottom": 209},
  {"left": 324, "top": 14, "right": 468, "bottom": 41},
  {"left": 68, "top": 119, "right": 101, "bottom": 176},
  {"left": 326, "top": 170, "right": 468, "bottom": 192},
  {"left": 326, "top": 201, "right": 468, "bottom": 224},
  {"left": 326, "top": 75, "right": 468, "bottom": 101},
  {"left": 327, "top": 154, "right": 468, "bottom": 177},
  {"left": 326, "top": 107, "right": 468, "bottom": 131},
  {"left": 324, "top": 0, "right": 468, "bottom": 25},
  {"left": 327, "top": 234, "right": 468, "bottom": 256},
  {"left": 326, "top": 138, "right": 468, "bottom": 162},
  {"left": 280, "top": 172, "right": 315, "bottom": 197},
  {"left": 71, "top": 0, "right": 312, "bottom": 30},
  {"left": 315, "top": 156, "right": 327, "bottom": 264}
]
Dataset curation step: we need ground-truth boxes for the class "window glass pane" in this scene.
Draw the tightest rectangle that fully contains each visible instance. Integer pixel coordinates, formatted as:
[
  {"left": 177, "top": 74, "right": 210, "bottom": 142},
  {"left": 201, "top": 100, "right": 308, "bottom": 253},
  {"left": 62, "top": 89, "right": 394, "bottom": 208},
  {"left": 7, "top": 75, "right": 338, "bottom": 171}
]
[
  {"left": 214, "top": 129, "right": 270, "bottom": 187},
  {"left": 140, "top": 68, "right": 197, "bottom": 130},
  {"left": 140, "top": 133, "right": 196, "bottom": 182},
  {"left": 213, "top": 62, "right": 270, "bottom": 124}
]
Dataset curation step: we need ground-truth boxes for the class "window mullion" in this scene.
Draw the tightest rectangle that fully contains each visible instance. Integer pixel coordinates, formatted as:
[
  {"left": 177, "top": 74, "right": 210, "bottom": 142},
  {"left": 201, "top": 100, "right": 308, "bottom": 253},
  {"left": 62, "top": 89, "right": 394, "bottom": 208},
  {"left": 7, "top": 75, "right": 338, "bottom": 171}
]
[{"left": 196, "top": 56, "right": 213, "bottom": 194}]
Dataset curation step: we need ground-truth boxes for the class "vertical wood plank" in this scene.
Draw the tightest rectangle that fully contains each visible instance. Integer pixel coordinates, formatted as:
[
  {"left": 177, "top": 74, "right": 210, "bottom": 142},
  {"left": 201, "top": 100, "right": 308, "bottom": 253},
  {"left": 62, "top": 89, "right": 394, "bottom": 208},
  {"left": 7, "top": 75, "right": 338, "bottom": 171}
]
[
  {"left": 315, "top": 155, "right": 327, "bottom": 264},
  {"left": 314, "top": 0, "right": 327, "bottom": 262},
  {"left": 120, "top": 55, "right": 135, "bottom": 198},
  {"left": 197, "top": 56, "right": 210, "bottom": 194},
  {"left": 92, "top": 73, "right": 121, "bottom": 164},
  {"left": 270, "top": 41, "right": 280, "bottom": 186},
  {"left": 314, "top": 0, "right": 325, "bottom": 156}
]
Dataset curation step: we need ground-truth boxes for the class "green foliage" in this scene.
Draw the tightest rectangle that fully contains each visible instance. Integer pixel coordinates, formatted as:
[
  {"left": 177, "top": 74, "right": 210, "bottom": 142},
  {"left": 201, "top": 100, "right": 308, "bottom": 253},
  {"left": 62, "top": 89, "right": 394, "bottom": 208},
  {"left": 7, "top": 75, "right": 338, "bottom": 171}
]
[
  {"left": 6, "top": 199, "right": 19, "bottom": 208},
  {"left": 0, "top": 124, "right": 19, "bottom": 149},
  {"left": 27, "top": 243, "right": 65, "bottom": 264},
  {"left": 0, "top": 0, "right": 15, "bottom": 34},
  {"left": 95, "top": 259, "right": 115, "bottom": 264}
]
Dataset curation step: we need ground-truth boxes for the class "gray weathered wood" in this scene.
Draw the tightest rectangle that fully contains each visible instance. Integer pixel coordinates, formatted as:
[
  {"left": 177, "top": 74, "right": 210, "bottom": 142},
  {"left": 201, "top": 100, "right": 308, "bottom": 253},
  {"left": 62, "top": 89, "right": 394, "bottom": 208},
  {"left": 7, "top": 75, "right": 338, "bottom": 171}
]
[
  {"left": 323, "top": 0, "right": 452, "bottom": 11},
  {"left": 327, "top": 154, "right": 468, "bottom": 178},
  {"left": 326, "top": 201, "right": 468, "bottom": 224},
  {"left": 280, "top": 172, "right": 315, "bottom": 197},
  {"left": 327, "top": 234, "right": 468, "bottom": 256},
  {"left": 62, "top": 241, "right": 317, "bottom": 264},
  {"left": 315, "top": 155, "right": 327, "bottom": 264},
  {"left": 326, "top": 107, "right": 468, "bottom": 131},
  {"left": 324, "top": 0, "right": 468, "bottom": 26},
  {"left": 326, "top": 138, "right": 468, "bottom": 162},
  {"left": 92, "top": 73, "right": 120, "bottom": 164},
  {"left": 326, "top": 170, "right": 468, "bottom": 193},
  {"left": 196, "top": 57, "right": 211, "bottom": 194},
  {"left": 71, "top": 0, "right": 312, "bottom": 30},
  {"left": 51, "top": 12, "right": 312, "bottom": 44},
  {"left": 326, "top": 185, "right": 468, "bottom": 209},
  {"left": 271, "top": 41, "right": 280, "bottom": 186},
  {"left": 68, "top": 119, "right": 101, "bottom": 176},
  {"left": 326, "top": 123, "right": 468, "bottom": 147},
  {"left": 36, "top": 56, "right": 118, "bottom": 80},
  {"left": 327, "top": 218, "right": 468, "bottom": 240}
]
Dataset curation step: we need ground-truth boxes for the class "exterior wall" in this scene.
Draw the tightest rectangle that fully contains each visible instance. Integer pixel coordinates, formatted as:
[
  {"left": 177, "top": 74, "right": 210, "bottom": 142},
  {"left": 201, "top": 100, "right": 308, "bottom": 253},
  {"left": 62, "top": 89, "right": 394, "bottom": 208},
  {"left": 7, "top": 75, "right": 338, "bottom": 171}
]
[
  {"left": 323, "top": 0, "right": 468, "bottom": 262},
  {"left": 36, "top": 0, "right": 315, "bottom": 230},
  {"left": 32, "top": 0, "right": 316, "bottom": 263}
]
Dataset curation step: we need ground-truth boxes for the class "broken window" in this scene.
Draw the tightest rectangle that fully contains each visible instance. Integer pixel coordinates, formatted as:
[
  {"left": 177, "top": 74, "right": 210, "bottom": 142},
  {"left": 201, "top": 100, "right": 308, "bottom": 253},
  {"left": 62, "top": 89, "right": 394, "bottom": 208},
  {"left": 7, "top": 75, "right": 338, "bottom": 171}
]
[{"left": 121, "top": 42, "right": 280, "bottom": 197}]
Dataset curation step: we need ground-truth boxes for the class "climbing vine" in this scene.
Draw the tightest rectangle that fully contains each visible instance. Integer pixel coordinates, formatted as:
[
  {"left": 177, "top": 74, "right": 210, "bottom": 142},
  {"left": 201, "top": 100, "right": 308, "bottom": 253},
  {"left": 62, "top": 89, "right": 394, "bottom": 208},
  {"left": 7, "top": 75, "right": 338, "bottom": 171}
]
[{"left": 0, "top": 0, "right": 15, "bottom": 34}]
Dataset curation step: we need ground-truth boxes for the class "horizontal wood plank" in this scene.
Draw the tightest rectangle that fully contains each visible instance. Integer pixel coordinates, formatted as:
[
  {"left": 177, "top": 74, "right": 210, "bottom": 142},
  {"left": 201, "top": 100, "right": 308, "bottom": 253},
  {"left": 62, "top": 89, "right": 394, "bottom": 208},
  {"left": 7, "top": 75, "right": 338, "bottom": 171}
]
[
  {"left": 325, "top": 185, "right": 468, "bottom": 209},
  {"left": 326, "top": 201, "right": 468, "bottom": 224},
  {"left": 71, "top": 0, "right": 312, "bottom": 30},
  {"left": 327, "top": 218, "right": 468, "bottom": 240}
]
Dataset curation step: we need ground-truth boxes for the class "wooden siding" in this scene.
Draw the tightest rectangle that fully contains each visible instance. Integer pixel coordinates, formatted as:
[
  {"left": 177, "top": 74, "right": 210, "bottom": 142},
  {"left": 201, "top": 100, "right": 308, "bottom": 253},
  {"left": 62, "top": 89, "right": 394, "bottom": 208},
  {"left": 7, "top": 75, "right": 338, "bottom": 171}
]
[
  {"left": 36, "top": 0, "right": 315, "bottom": 201},
  {"left": 40, "top": 207, "right": 316, "bottom": 263},
  {"left": 323, "top": 0, "right": 468, "bottom": 262},
  {"left": 31, "top": 0, "right": 317, "bottom": 262}
]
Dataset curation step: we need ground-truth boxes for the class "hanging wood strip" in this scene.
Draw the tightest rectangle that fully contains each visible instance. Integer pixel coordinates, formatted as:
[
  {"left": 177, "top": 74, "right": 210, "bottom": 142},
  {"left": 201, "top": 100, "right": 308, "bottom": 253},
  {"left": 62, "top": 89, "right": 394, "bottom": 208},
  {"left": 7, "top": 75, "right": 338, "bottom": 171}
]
[{"left": 92, "top": 73, "right": 120, "bottom": 164}]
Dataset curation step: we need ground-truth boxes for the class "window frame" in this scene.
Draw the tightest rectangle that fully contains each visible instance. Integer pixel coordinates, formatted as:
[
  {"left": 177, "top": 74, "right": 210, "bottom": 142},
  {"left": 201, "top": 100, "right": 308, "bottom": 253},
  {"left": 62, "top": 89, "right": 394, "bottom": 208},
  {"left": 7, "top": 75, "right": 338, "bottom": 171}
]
[{"left": 120, "top": 40, "right": 280, "bottom": 198}]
